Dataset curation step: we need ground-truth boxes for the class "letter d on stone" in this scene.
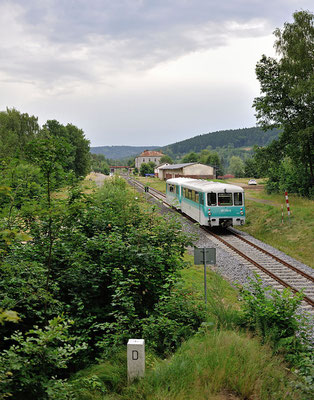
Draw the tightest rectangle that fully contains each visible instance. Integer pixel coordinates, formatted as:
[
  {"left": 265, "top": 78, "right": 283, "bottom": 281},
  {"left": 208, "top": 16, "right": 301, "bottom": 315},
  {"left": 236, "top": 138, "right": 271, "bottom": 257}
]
[{"left": 127, "top": 339, "right": 145, "bottom": 382}]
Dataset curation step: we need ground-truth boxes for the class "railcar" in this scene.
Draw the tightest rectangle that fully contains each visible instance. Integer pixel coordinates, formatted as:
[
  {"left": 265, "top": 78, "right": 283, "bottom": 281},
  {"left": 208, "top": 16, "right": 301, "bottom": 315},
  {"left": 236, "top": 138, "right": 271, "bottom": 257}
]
[{"left": 166, "top": 178, "right": 245, "bottom": 227}]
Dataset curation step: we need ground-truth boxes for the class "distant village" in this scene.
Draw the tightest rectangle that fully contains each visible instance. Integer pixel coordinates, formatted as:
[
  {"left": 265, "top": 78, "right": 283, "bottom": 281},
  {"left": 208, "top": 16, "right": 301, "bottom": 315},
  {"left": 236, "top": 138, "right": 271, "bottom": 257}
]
[{"left": 110, "top": 149, "right": 216, "bottom": 180}]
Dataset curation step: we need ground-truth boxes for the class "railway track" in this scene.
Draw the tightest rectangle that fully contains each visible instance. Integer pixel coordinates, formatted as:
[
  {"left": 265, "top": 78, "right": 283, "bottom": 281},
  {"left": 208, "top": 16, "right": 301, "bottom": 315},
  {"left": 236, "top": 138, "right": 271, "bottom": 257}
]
[
  {"left": 127, "top": 178, "right": 314, "bottom": 311},
  {"left": 204, "top": 229, "right": 314, "bottom": 311}
]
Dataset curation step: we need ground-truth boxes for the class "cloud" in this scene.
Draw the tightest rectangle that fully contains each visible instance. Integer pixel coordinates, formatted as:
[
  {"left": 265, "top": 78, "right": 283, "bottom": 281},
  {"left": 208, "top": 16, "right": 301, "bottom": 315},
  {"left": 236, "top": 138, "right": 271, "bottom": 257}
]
[
  {"left": 2, "top": 0, "right": 310, "bottom": 90},
  {"left": 0, "top": 0, "right": 312, "bottom": 146}
]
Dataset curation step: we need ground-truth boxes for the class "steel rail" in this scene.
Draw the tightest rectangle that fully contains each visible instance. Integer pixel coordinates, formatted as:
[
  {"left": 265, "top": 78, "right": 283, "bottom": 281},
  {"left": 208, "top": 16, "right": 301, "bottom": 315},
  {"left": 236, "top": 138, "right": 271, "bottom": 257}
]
[
  {"left": 205, "top": 228, "right": 314, "bottom": 307},
  {"left": 228, "top": 229, "right": 314, "bottom": 283}
]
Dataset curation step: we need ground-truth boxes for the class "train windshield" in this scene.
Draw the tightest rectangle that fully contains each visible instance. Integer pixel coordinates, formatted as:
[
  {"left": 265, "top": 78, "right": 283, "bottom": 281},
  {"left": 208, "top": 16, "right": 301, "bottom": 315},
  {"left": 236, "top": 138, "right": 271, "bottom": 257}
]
[
  {"left": 207, "top": 193, "right": 217, "bottom": 206},
  {"left": 168, "top": 184, "right": 175, "bottom": 193},
  {"left": 234, "top": 192, "right": 243, "bottom": 205},
  {"left": 218, "top": 193, "right": 233, "bottom": 206}
]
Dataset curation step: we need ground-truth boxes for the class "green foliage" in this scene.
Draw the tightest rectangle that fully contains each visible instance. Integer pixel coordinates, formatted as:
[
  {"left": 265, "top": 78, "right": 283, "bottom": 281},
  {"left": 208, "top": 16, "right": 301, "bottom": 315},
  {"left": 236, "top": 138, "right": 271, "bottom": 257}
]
[
  {"left": 228, "top": 155, "right": 245, "bottom": 177},
  {"left": 0, "top": 309, "right": 19, "bottom": 325},
  {"left": 0, "top": 108, "right": 39, "bottom": 160},
  {"left": 121, "top": 330, "right": 302, "bottom": 400},
  {"left": 181, "top": 151, "right": 199, "bottom": 163},
  {"left": 0, "top": 160, "right": 43, "bottom": 211},
  {"left": 253, "top": 10, "right": 314, "bottom": 196},
  {"left": 162, "top": 127, "right": 279, "bottom": 157},
  {"left": 0, "top": 108, "right": 90, "bottom": 181},
  {"left": 139, "top": 161, "right": 155, "bottom": 176},
  {"left": 239, "top": 275, "right": 313, "bottom": 396},
  {"left": 244, "top": 157, "right": 260, "bottom": 178},
  {"left": 39, "top": 120, "right": 90, "bottom": 179},
  {"left": 0, "top": 317, "right": 86, "bottom": 400},
  {"left": 0, "top": 176, "right": 193, "bottom": 398},
  {"left": 141, "top": 287, "right": 206, "bottom": 356},
  {"left": 65, "top": 124, "right": 91, "bottom": 177},
  {"left": 90, "top": 154, "right": 110, "bottom": 175},
  {"left": 159, "top": 154, "right": 173, "bottom": 164},
  {"left": 239, "top": 275, "right": 306, "bottom": 349}
]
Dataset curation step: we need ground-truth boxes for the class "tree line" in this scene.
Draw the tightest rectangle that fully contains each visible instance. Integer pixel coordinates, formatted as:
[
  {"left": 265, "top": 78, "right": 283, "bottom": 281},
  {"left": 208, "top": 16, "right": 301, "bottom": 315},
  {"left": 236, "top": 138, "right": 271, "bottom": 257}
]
[
  {"left": 0, "top": 108, "right": 91, "bottom": 180},
  {"left": 161, "top": 127, "right": 279, "bottom": 159}
]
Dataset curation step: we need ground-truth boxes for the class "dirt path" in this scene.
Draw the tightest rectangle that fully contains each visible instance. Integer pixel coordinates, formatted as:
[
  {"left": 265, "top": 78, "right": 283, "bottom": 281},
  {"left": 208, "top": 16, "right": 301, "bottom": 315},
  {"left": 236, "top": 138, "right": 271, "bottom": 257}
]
[{"left": 86, "top": 172, "right": 110, "bottom": 187}]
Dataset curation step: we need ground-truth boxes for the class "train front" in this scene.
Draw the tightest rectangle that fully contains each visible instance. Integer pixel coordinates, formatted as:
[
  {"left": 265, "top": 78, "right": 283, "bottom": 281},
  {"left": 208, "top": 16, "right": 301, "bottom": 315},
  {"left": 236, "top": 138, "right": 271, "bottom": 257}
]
[{"left": 204, "top": 183, "right": 245, "bottom": 228}]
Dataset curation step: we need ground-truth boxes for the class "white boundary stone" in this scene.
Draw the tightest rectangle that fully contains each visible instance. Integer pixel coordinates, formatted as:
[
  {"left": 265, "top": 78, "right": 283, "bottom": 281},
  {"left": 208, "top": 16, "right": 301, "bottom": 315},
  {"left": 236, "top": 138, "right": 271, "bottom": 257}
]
[{"left": 127, "top": 339, "right": 145, "bottom": 382}]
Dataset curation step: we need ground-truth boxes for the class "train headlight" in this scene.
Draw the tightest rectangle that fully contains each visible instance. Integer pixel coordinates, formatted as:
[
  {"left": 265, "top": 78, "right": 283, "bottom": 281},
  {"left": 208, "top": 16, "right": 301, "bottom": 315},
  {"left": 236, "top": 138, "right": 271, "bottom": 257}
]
[
  {"left": 240, "top": 208, "right": 244, "bottom": 216},
  {"left": 208, "top": 208, "right": 211, "bottom": 216}
]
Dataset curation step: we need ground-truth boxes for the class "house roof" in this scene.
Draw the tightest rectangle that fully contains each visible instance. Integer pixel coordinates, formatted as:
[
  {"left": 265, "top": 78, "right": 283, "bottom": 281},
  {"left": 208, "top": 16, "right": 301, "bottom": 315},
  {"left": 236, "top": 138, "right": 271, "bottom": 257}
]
[
  {"left": 158, "top": 162, "right": 197, "bottom": 170},
  {"left": 138, "top": 150, "right": 164, "bottom": 157}
]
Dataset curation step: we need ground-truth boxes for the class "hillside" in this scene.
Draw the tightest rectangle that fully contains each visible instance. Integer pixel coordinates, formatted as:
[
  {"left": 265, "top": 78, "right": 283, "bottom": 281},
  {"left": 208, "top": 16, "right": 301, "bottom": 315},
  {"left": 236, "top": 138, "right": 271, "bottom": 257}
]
[
  {"left": 90, "top": 145, "right": 160, "bottom": 159},
  {"left": 161, "top": 127, "right": 279, "bottom": 158},
  {"left": 90, "top": 128, "right": 279, "bottom": 160}
]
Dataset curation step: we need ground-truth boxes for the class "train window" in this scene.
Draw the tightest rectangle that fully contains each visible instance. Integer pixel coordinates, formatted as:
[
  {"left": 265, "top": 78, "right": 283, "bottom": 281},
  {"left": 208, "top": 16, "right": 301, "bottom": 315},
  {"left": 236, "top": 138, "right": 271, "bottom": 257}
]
[
  {"left": 218, "top": 193, "right": 233, "bottom": 206},
  {"left": 188, "top": 189, "right": 192, "bottom": 199},
  {"left": 195, "top": 192, "right": 199, "bottom": 203},
  {"left": 199, "top": 193, "right": 204, "bottom": 204},
  {"left": 169, "top": 184, "right": 174, "bottom": 193},
  {"left": 207, "top": 192, "right": 217, "bottom": 206},
  {"left": 192, "top": 190, "right": 196, "bottom": 201},
  {"left": 234, "top": 192, "right": 243, "bottom": 205}
]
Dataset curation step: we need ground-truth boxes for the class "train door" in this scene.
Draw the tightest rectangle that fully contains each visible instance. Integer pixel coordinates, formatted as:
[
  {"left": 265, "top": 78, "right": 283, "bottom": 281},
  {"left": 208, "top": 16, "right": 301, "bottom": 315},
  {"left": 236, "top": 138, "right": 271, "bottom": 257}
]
[{"left": 198, "top": 192, "right": 203, "bottom": 224}]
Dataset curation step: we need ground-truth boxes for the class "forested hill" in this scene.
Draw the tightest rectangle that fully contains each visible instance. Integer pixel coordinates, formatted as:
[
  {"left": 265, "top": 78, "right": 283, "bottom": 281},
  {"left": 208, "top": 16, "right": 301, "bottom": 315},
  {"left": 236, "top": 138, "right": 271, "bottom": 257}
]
[
  {"left": 90, "top": 145, "right": 160, "bottom": 159},
  {"left": 91, "top": 128, "right": 279, "bottom": 160},
  {"left": 161, "top": 127, "right": 279, "bottom": 158}
]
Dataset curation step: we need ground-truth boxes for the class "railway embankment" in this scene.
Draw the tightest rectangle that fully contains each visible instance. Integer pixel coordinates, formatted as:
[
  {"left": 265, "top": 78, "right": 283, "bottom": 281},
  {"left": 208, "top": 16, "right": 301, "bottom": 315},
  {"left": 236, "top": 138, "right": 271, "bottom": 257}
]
[{"left": 66, "top": 175, "right": 313, "bottom": 399}]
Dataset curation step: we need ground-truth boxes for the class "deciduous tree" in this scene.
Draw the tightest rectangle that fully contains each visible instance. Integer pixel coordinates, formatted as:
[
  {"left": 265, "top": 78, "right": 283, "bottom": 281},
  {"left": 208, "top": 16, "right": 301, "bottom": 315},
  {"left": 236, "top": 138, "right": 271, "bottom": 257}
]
[{"left": 253, "top": 10, "right": 314, "bottom": 194}]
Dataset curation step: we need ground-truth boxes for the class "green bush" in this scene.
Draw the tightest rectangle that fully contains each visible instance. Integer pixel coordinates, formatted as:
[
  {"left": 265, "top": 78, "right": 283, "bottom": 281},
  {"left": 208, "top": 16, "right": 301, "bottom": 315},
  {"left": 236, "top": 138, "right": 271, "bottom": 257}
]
[
  {"left": 239, "top": 275, "right": 304, "bottom": 345},
  {"left": 0, "top": 317, "right": 86, "bottom": 400},
  {"left": 141, "top": 287, "right": 206, "bottom": 356},
  {"left": 239, "top": 275, "right": 313, "bottom": 397}
]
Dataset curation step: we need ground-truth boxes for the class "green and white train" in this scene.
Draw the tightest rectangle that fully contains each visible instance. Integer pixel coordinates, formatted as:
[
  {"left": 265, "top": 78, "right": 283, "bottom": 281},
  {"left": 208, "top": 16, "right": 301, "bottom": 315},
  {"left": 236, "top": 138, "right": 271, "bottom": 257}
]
[{"left": 166, "top": 178, "right": 245, "bottom": 227}]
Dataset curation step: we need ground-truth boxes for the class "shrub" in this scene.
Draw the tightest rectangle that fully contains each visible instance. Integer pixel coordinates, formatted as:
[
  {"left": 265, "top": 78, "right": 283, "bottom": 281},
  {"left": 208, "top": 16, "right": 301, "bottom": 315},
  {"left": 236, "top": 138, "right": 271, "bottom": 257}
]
[
  {"left": 141, "top": 287, "right": 207, "bottom": 356},
  {"left": 0, "top": 317, "right": 86, "bottom": 400},
  {"left": 239, "top": 275, "right": 305, "bottom": 346}
]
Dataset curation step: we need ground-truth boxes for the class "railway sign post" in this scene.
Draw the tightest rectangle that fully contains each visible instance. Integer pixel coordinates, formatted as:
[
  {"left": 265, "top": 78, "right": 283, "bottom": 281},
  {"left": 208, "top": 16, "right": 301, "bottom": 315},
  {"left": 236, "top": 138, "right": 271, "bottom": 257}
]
[
  {"left": 284, "top": 191, "right": 291, "bottom": 223},
  {"left": 194, "top": 247, "right": 216, "bottom": 304}
]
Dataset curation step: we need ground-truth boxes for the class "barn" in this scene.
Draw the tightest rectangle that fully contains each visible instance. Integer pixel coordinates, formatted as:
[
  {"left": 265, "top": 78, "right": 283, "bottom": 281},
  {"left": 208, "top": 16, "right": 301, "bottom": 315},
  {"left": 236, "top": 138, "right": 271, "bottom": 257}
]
[{"left": 157, "top": 163, "right": 215, "bottom": 180}]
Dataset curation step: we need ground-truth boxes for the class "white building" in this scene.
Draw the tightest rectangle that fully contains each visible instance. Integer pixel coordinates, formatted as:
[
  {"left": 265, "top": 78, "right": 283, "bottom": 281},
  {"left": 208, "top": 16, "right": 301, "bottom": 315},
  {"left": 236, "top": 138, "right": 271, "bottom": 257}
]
[
  {"left": 157, "top": 163, "right": 215, "bottom": 180},
  {"left": 135, "top": 150, "right": 164, "bottom": 169}
]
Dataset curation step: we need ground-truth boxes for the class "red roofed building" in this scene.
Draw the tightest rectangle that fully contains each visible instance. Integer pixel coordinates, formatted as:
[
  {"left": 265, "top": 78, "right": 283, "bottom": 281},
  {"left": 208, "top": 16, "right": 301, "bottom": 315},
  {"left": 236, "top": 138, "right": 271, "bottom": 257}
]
[{"left": 135, "top": 149, "right": 164, "bottom": 169}]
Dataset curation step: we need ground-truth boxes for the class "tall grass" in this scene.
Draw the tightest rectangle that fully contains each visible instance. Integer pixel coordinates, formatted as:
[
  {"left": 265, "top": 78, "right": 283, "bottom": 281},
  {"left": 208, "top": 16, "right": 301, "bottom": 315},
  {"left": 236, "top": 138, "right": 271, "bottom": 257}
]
[
  {"left": 69, "top": 331, "right": 301, "bottom": 400},
  {"left": 103, "top": 330, "right": 300, "bottom": 400}
]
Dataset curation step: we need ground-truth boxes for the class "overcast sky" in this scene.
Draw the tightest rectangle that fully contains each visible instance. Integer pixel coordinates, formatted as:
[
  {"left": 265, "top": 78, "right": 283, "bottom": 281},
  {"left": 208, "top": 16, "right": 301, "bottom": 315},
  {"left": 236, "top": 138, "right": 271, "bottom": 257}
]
[{"left": 0, "top": 1, "right": 312, "bottom": 146}]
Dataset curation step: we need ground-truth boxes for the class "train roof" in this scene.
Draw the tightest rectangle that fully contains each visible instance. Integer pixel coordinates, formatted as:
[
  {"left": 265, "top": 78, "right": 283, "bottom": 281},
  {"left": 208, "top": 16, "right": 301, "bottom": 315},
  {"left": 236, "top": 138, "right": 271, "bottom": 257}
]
[
  {"left": 166, "top": 178, "right": 196, "bottom": 184},
  {"left": 182, "top": 180, "right": 244, "bottom": 192},
  {"left": 167, "top": 178, "right": 244, "bottom": 192},
  {"left": 166, "top": 178, "right": 244, "bottom": 192}
]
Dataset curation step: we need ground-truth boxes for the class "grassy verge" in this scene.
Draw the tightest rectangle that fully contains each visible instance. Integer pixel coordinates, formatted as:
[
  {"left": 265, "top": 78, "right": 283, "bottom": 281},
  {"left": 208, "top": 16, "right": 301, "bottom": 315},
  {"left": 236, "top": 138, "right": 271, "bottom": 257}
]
[
  {"left": 239, "top": 196, "right": 314, "bottom": 268},
  {"left": 68, "top": 256, "right": 304, "bottom": 400},
  {"left": 135, "top": 176, "right": 167, "bottom": 193},
  {"left": 70, "top": 330, "right": 300, "bottom": 400}
]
